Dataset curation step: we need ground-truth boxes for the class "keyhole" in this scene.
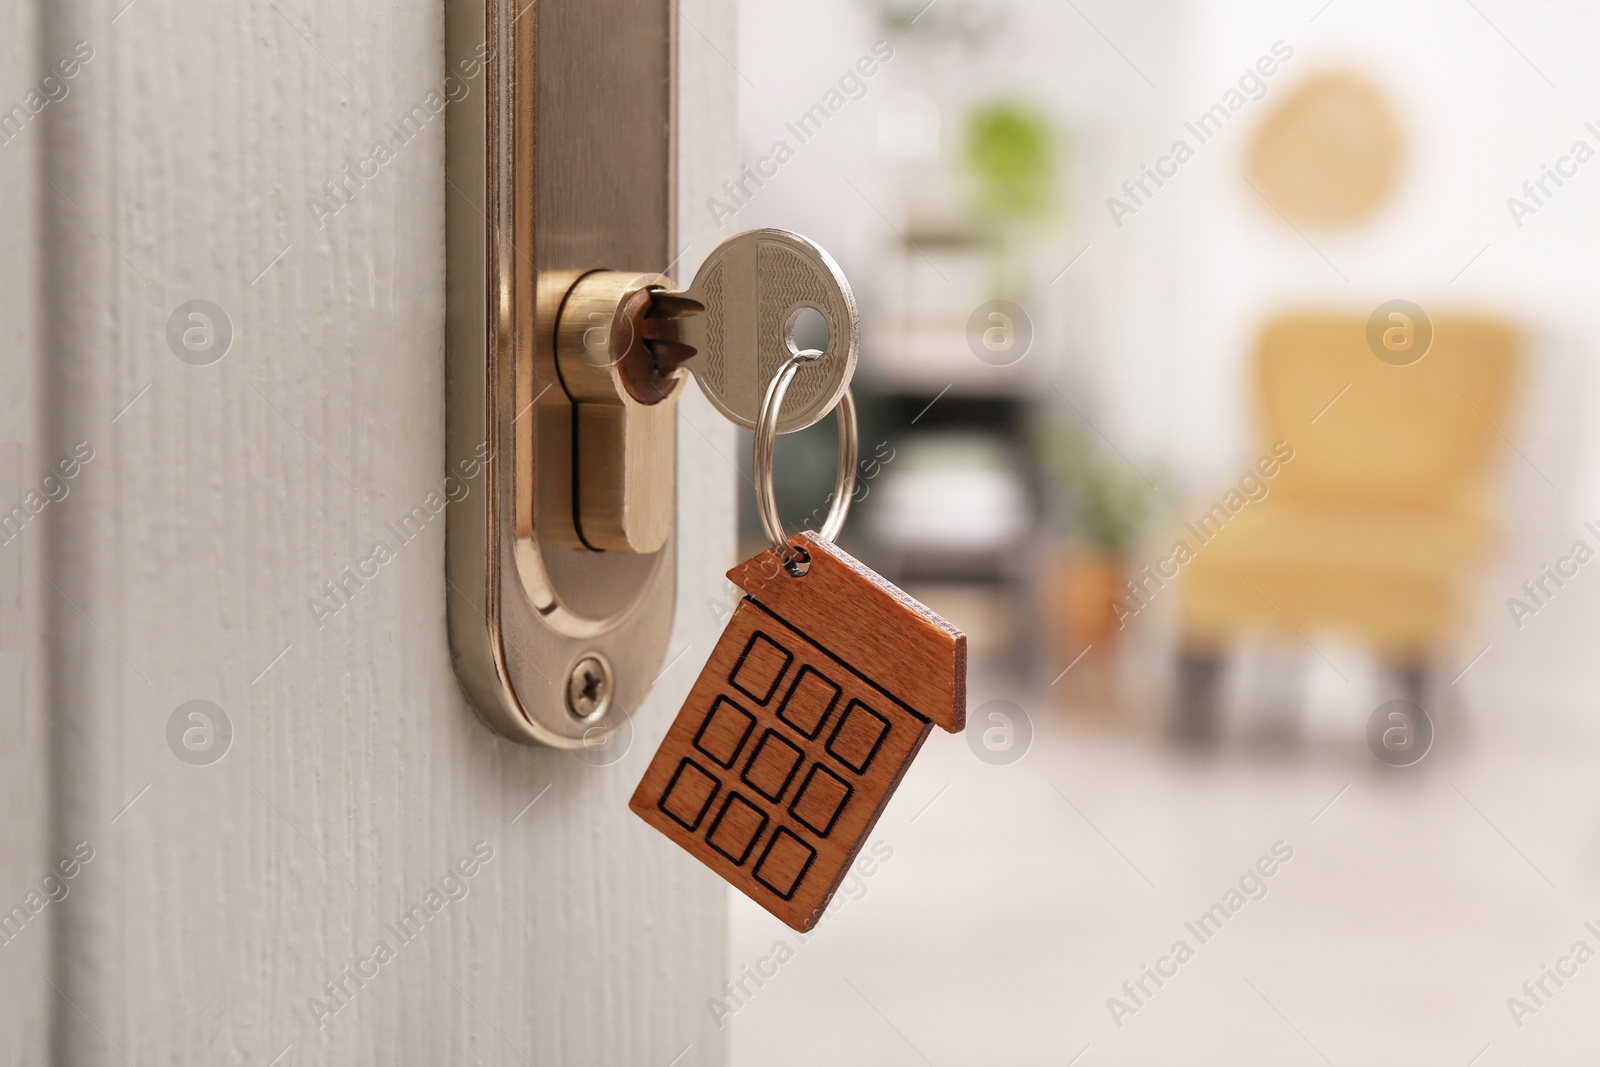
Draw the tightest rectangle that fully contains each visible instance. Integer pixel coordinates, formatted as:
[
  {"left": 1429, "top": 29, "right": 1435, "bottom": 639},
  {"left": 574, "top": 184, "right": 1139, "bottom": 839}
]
[{"left": 786, "top": 306, "right": 830, "bottom": 356}]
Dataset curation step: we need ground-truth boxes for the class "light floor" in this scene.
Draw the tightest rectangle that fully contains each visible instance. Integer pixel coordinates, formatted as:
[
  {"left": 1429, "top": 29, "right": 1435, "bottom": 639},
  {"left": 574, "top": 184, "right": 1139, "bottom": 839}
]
[{"left": 727, "top": 673, "right": 1600, "bottom": 1066}]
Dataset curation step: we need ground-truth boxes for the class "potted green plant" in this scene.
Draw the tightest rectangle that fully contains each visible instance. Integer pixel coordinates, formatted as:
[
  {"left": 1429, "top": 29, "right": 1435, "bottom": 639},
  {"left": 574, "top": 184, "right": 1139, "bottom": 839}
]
[
  {"left": 1034, "top": 419, "right": 1161, "bottom": 663},
  {"left": 961, "top": 100, "right": 1059, "bottom": 298}
]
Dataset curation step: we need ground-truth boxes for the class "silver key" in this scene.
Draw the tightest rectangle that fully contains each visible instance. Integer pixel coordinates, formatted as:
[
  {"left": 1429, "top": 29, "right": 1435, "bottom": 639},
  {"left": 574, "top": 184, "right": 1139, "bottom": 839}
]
[{"left": 645, "top": 229, "right": 858, "bottom": 434}]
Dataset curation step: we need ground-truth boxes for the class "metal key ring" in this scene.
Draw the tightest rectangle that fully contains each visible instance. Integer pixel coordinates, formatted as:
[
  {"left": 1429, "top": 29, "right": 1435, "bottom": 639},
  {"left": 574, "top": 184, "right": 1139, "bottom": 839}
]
[{"left": 754, "top": 350, "right": 857, "bottom": 559}]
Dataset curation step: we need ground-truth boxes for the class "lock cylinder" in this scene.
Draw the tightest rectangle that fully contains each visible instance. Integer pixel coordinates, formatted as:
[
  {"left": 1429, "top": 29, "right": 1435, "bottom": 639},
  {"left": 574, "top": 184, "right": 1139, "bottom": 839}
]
[{"left": 553, "top": 270, "right": 685, "bottom": 554}]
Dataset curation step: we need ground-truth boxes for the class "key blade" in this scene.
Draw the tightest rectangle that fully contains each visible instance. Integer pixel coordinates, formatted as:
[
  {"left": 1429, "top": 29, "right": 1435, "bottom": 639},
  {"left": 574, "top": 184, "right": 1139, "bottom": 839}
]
[{"left": 640, "top": 291, "right": 703, "bottom": 376}]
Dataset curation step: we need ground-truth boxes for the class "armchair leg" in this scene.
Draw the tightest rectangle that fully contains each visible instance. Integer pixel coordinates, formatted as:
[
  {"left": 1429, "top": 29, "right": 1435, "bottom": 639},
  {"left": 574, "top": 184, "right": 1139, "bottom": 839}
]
[
  {"left": 1391, "top": 658, "right": 1428, "bottom": 706},
  {"left": 1170, "top": 646, "right": 1223, "bottom": 747},
  {"left": 1385, "top": 654, "right": 1454, "bottom": 757}
]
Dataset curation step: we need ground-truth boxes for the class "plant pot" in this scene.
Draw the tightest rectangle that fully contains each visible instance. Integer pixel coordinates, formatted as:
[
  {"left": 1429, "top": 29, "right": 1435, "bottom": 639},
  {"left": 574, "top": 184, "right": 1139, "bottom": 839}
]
[
  {"left": 1054, "top": 546, "right": 1127, "bottom": 652},
  {"left": 1050, "top": 546, "right": 1129, "bottom": 713}
]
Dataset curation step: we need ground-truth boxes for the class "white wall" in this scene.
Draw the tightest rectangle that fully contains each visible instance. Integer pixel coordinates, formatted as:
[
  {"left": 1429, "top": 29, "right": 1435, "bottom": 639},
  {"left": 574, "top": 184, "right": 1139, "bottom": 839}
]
[{"left": 1173, "top": 0, "right": 1598, "bottom": 482}]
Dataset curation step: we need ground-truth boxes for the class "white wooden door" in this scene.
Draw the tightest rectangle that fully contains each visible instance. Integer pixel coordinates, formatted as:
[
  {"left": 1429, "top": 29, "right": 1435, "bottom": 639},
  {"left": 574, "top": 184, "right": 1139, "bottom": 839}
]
[{"left": 1, "top": 1, "right": 736, "bottom": 1063}]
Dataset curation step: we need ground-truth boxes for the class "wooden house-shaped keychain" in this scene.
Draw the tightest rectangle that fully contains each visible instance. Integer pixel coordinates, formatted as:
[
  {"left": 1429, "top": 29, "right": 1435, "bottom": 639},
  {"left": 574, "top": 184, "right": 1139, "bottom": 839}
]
[{"left": 631, "top": 531, "right": 966, "bottom": 932}]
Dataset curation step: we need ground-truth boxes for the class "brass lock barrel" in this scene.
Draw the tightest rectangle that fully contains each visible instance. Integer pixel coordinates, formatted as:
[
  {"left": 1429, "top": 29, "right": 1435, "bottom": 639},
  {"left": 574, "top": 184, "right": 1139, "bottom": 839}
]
[{"left": 553, "top": 271, "right": 686, "bottom": 554}]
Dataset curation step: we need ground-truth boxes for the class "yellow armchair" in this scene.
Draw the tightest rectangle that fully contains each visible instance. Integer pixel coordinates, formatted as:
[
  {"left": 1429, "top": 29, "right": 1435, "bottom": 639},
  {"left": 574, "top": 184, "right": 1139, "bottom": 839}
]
[{"left": 1172, "top": 311, "right": 1519, "bottom": 740}]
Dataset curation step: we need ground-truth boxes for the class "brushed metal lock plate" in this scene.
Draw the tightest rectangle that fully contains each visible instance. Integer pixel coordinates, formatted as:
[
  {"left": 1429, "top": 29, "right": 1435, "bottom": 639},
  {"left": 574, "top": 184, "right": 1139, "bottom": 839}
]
[{"left": 444, "top": 0, "right": 676, "bottom": 746}]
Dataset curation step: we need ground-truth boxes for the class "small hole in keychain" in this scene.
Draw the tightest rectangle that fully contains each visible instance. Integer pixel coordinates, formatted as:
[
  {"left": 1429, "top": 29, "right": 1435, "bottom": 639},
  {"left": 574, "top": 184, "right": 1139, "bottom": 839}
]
[
  {"left": 783, "top": 545, "right": 811, "bottom": 579},
  {"left": 752, "top": 348, "right": 857, "bottom": 580}
]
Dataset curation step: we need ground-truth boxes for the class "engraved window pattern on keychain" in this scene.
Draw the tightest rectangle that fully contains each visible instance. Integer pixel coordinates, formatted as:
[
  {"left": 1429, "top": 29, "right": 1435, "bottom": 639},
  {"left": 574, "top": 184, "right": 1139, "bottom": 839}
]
[{"left": 654, "top": 616, "right": 927, "bottom": 903}]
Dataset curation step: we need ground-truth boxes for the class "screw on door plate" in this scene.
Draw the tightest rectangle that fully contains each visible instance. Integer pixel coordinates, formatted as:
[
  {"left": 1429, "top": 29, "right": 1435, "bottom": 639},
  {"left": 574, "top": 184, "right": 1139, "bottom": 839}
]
[{"left": 566, "top": 654, "right": 614, "bottom": 723}]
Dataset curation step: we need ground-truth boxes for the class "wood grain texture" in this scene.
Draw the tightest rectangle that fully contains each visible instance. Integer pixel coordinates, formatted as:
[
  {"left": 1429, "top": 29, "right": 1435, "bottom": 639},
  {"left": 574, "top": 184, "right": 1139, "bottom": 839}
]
[
  {"left": 0, "top": 0, "right": 50, "bottom": 1061},
  {"left": 37, "top": 1, "right": 736, "bottom": 1064},
  {"left": 730, "top": 532, "right": 967, "bottom": 731},
  {"left": 631, "top": 535, "right": 966, "bottom": 931}
]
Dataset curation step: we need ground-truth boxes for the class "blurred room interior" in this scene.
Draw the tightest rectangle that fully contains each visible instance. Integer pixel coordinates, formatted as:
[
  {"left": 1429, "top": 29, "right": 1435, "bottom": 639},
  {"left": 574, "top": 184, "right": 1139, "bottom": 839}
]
[{"left": 722, "top": 1, "right": 1600, "bottom": 1062}]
